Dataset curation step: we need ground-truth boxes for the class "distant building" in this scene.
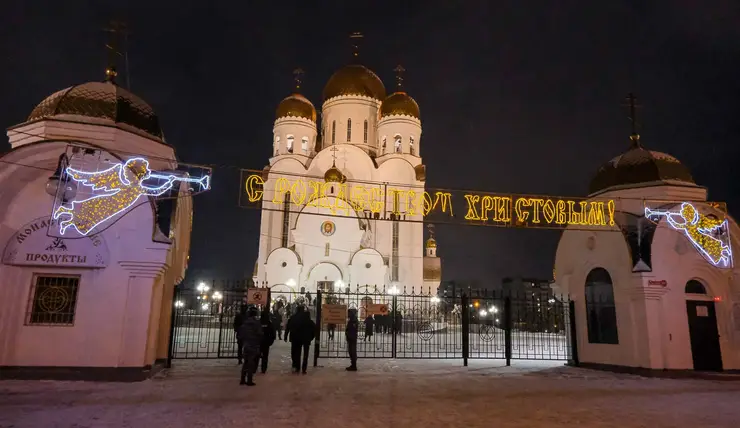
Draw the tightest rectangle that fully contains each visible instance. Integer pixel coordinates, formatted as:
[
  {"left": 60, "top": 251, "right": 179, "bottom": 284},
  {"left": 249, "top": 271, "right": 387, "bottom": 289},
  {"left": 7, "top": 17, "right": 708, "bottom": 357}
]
[{"left": 501, "top": 276, "right": 554, "bottom": 298}]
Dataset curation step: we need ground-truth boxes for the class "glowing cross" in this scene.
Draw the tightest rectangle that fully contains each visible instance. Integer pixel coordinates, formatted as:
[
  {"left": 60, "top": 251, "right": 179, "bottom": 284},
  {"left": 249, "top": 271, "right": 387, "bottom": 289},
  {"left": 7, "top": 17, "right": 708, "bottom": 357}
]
[
  {"left": 53, "top": 157, "right": 210, "bottom": 236},
  {"left": 293, "top": 68, "right": 304, "bottom": 91},
  {"left": 394, "top": 65, "right": 405, "bottom": 90},
  {"left": 645, "top": 202, "right": 733, "bottom": 267}
]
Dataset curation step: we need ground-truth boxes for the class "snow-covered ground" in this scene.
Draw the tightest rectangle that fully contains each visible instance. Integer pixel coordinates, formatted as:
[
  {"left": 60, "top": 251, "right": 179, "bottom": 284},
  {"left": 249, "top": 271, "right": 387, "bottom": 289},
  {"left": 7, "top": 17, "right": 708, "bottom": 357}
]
[{"left": 2, "top": 341, "right": 740, "bottom": 428}]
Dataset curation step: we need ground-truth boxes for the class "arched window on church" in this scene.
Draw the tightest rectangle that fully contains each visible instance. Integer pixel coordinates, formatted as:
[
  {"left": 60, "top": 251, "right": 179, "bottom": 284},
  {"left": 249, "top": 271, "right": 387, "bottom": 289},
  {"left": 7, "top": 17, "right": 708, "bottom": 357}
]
[
  {"left": 409, "top": 136, "right": 415, "bottom": 155},
  {"left": 301, "top": 137, "right": 309, "bottom": 154},
  {"left": 382, "top": 136, "right": 387, "bottom": 153},
  {"left": 585, "top": 267, "right": 619, "bottom": 344},
  {"left": 332, "top": 121, "right": 336, "bottom": 145},
  {"left": 394, "top": 134, "right": 402, "bottom": 153},
  {"left": 286, "top": 135, "right": 294, "bottom": 153},
  {"left": 685, "top": 280, "right": 707, "bottom": 294},
  {"left": 275, "top": 136, "right": 280, "bottom": 155},
  {"left": 363, "top": 120, "right": 368, "bottom": 144},
  {"left": 347, "top": 119, "right": 352, "bottom": 141}
]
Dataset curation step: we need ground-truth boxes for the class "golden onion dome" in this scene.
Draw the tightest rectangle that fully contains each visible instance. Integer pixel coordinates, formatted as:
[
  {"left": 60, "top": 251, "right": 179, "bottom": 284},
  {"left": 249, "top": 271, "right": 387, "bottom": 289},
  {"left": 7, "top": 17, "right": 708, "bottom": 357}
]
[
  {"left": 323, "top": 64, "right": 386, "bottom": 101},
  {"left": 380, "top": 91, "right": 420, "bottom": 119},
  {"left": 324, "top": 163, "right": 346, "bottom": 183},
  {"left": 275, "top": 93, "right": 317, "bottom": 122},
  {"left": 426, "top": 237, "right": 437, "bottom": 249}
]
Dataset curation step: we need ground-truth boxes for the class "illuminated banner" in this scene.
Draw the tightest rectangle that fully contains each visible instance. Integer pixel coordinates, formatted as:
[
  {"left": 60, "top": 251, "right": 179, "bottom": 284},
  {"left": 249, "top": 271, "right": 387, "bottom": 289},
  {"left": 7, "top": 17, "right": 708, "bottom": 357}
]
[
  {"left": 239, "top": 170, "right": 616, "bottom": 230},
  {"left": 645, "top": 201, "right": 733, "bottom": 268}
]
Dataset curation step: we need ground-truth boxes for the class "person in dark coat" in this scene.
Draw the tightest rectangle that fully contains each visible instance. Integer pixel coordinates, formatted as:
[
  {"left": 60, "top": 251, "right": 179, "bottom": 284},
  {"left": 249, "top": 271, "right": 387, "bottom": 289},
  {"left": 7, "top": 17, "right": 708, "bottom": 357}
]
[
  {"left": 257, "top": 310, "right": 277, "bottom": 374},
  {"left": 271, "top": 309, "right": 283, "bottom": 340},
  {"left": 284, "top": 305, "right": 315, "bottom": 374},
  {"left": 327, "top": 323, "right": 336, "bottom": 340},
  {"left": 233, "top": 305, "right": 247, "bottom": 364},
  {"left": 345, "top": 308, "right": 359, "bottom": 371},
  {"left": 237, "top": 306, "right": 263, "bottom": 386},
  {"left": 363, "top": 314, "right": 374, "bottom": 341}
]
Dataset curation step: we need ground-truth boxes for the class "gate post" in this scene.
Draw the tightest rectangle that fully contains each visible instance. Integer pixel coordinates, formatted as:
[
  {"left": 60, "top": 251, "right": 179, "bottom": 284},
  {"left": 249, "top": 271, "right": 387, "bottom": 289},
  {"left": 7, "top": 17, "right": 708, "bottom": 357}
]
[
  {"left": 568, "top": 300, "right": 579, "bottom": 366},
  {"left": 461, "top": 293, "right": 469, "bottom": 367},
  {"left": 504, "top": 296, "right": 512, "bottom": 367},
  {"left": 391, "top": 294, "right": 398, "bottom": 358},
  {"left": 313, "top": 290, "right": 322, "bottom": 367},
  {"left": 166, "top": 285, "right": 179, "bottom": 368}
]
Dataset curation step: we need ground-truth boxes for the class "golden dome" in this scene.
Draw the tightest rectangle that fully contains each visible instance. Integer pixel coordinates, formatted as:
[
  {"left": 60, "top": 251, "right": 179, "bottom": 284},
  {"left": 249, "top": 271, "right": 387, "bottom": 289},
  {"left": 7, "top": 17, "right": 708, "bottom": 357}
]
[
  {"left": 275, "top": 93, "right": 317, "bottom": 122},
  {"left": 323, "top": 64, "right": 386, "bottom": 101},
  {"left": 380, "top": 91, "right": 420, "bottom": 119},
  {"left": 324, "top": 164, "right": 346, "bottom": 183},
  {"left": 426, "top": 237, "right": 437, "bottom": 249}
]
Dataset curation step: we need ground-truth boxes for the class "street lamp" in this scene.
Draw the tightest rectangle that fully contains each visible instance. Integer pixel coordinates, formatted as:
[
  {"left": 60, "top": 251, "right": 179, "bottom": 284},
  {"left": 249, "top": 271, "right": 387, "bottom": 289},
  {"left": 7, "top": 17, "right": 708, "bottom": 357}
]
[
  {"left": 333, "top": 280, "right": 344, "bottom": 292},
  {"left": 430, "top": 296, "right": 440, "bottom": 304},
  {"left": 286, "top": 278, "right": 296, "bottom": 287},
  {"left": 196, "top": 282, "right": 210, "bottom": 293},
  {"left": 212, "top": 291, "right": 223, "bottom": 301},
  {"left": 387, "top": 285, "right": 400, "bottom": 295},
  {"left": 45, "top": 153, "right": 77, "bottom": 202},
  {"left": 174, "top": 300, "right": 184, "bottom": 308},
  {"left": 479, "top": 309, "right": 487, "bottom": 317},
  {"left": 201, "top": 303, "right": 209, "bottom": 311}
]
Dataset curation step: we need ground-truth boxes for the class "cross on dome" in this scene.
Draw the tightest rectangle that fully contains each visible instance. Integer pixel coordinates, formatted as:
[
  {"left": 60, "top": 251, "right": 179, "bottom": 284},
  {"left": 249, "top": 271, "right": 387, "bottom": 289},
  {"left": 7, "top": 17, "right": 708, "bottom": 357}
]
[
  {"left": 293, "top": 68, "right": 304, "bottom": 91},
  {"left": 394, "top": 65, "right": 406, "bottom": 90},
  {"left": 622, "top": 93, "right": 643, "bottom": 148}
]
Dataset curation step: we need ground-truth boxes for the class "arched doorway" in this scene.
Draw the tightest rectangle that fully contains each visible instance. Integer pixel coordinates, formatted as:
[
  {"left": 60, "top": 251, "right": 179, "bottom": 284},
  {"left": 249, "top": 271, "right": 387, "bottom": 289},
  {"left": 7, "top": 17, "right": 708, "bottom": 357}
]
[
  {"left": 584, "top": 268, "right": 618, "bottom": 344},
  {"left": 306, "top": 262, "right": 343, "bottom": 294},
  {"left": 684, "top": 279, "right": 722, "bottom": 371}
]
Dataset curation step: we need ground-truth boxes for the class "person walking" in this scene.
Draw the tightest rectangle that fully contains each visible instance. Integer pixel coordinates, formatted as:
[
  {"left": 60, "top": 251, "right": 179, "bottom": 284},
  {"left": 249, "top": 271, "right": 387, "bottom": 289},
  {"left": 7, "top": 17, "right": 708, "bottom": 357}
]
[
  {"left": 237, "top": 306, "right": 263, "bottom": 386},
  {"left": 327, "top": 322, "right": 336, "bottom": 340},
  {"left": 284, "top": 305, "right": 315, "bottom": 374},
  {"left": 257, "top": 309, "right": 277, "bottom": 374},
  {"left": 271, "top": 308, "right": 283, "bottom": 340},
  {"left": 234, "top": 305, "right": 247, "bottom": 365},
  {"left": 363, "top": 314, "right": 374, "bottom": 342},
  {"left": 345, "top": 308, "right": 359, "bottom": 371}
]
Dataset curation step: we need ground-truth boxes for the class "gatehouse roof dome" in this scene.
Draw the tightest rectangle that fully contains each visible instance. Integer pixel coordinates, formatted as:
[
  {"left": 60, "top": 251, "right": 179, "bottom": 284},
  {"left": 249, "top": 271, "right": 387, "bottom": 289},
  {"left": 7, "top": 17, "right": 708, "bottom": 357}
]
[
  {"left": 380, "top": 91, "right": 420, "bottom": 119},
  {"left": 322, "top": 64, "right": 386, "bottom": 101},
  {"left": 26, "top": 80, "right": 164, "bottom": 141},
  {"left": 589, "top": 136, "right": 696, "bottom": 196},
  {"left": 275, "top": 93, "right": 317, "bottom": 122}
]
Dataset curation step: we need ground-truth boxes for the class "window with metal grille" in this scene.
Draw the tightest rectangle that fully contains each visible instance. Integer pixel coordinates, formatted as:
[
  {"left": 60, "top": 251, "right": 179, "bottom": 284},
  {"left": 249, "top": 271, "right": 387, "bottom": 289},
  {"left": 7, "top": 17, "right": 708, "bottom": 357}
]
[
  {"left": 26, "top": 275, "right": 80, "bottom": 325},
  {"left": 281, "top": 192, "right": 291, "bottom": 247},
  {"left": 347, "top": 119, "right": 352, "bottom": 141},
  {"left": 363, "top": 120, "right": 368, "bottom": 144},
  {"left": 332, "top": 121, "right": 336, "bottom": 145}
]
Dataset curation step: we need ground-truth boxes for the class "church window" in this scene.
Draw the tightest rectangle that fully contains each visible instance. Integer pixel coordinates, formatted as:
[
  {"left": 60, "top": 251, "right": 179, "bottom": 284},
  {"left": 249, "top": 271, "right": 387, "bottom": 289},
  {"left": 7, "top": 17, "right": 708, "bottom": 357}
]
[
  {"left": 332, "top": 121, "right": 336, "bottom": 145},
  {"left": 584, "top": 268, "right": 619, "bottom": 344},
  {"left": 275, "top": 136, "right": 280, "bottom": 155},
  {"left": 409, "top": 136, "right": 415, "bottom": 155},
  {"left": 286, "top": 135, "right": 294, "bottom": 153},
  {"left": 325, "top": 242, "right": 330, "bottom": 256},
  {"left": 281, "top": 192, "right": 291, "bottom": 247},
  {"left": 394, "top": 134, "right": 402, "bottom": 153},
  {"left": 301, "top": 137, "right": 309, "bottom": 154},
  {"left": 363, "top": 120, "right": 368, "bottom": 144},
  {"left": 347, "top": 119, "right": 352, "bottom": 141},
  {"left": 685, "top": 280, "right": 707, "bottom": 294},
  {"left": 27, "top": 275, "right": 80, "bottom": 325},
  {"left": 382, "top": 136, "right": 387, "bottom": 153}
]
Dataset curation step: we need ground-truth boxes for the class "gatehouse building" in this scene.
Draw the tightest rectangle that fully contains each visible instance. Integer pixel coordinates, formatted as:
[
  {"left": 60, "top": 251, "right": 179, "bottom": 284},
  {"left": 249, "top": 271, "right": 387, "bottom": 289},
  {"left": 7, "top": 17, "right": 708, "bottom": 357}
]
[
  {"left": 555, "top": 131, "right": 739, "bottom": 372},
  {"left": 0, "top": 68, "right": 193, "bottom": 380}
]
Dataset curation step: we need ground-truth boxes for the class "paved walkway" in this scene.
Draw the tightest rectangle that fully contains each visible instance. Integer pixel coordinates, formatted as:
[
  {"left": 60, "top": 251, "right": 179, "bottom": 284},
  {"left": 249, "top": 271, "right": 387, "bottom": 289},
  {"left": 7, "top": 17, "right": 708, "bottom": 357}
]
[{"left": 2, "top": 341, "right": 740, "bottom": 428}]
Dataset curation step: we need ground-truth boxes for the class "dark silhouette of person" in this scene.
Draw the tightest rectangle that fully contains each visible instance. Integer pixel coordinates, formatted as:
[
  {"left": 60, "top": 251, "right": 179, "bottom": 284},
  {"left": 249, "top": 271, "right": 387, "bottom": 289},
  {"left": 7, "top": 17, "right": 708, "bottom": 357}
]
[
  {"left": 257, "top": 310, "right": 277, "bottom": 374},
  {"left": 364, "top": 314, "right": 374, "bottom": 341},
  {"left": 327, "top": 323, "right": 336, "bottom": 340},
  {"left": 271, "top": 309, "right": 283, "bottom": 340},
  {"left": 233, "top": 305, "right": 247, "bottom": 364},
  {"left": 237, "top": 306, "right": 263, "bottom": 386},
  {"left": 346, "top": 309, "right": 359, "bottom": 371},
  {"left": 284, "top": 305, "right": 315, "bottom": 374}
]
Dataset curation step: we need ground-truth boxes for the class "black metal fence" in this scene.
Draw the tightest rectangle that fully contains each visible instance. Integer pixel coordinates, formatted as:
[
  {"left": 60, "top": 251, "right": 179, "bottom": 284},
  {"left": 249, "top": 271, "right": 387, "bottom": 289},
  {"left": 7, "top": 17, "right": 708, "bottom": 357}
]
[{"left": 168, "top": 282, "right": 575, "bottom": 366}]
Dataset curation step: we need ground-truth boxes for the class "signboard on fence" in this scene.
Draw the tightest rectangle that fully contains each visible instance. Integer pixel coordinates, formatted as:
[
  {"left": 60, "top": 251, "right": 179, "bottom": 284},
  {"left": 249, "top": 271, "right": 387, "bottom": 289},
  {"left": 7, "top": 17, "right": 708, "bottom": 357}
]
[
  {"left": 322, "top": 304, "right": 347, "bottom": 324},
  {"left": 365, "top": 303, "right": 389, "bottom": 316},
  {"left": 247, "top": 288, "right": 269, "bottom": 305}
]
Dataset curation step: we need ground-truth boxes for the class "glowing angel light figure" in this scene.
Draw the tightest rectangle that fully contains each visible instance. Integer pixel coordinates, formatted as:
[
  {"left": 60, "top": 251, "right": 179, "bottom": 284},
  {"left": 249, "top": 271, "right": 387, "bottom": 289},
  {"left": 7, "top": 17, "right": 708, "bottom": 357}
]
[
  {"left": 53, "top": 158, "right": 210, "bottom": 236},
  {"left": 645, "top": 202, "right": 733, "bottom": 267}
]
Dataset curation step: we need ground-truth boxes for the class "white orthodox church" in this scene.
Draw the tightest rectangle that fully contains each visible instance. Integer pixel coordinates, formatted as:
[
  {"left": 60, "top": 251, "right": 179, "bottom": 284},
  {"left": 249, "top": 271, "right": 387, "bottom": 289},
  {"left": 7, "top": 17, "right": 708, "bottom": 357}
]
[
  {"left": 253, "top": 56, "right": 441, "bottom": 296},
  {"left": 0, "top": 68, "right": 193, "bottom": 380},
  {"left": 555, "top": 129, "right": 740, "bottom": 373}
]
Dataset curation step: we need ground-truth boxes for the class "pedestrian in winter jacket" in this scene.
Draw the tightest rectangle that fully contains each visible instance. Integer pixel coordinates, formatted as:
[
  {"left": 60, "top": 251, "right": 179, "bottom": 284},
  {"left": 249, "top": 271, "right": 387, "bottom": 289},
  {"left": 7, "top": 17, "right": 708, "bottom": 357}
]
[
  {"left": 284, "top": 305, "right": 315, "bottom": 374},
  {"left": 345, "top": 308, "right": 359, "bottom": 371},
  {"left": 234, "top": 305, "right": 247, "bottom": 364},
  {"left": 257, "top": 310, "right": 277, "bottom": 374},
  {"left": 237, "top": 306, "right": 263, "bottom": 386},
  {"left": 271, "top": 309, "right": 283, "bottom": 340}
]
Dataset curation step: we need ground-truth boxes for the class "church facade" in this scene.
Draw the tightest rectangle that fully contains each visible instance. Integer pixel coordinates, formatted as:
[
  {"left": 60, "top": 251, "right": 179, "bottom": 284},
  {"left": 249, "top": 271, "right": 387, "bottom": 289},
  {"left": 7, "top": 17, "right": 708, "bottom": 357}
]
[
  {"left": 0, "top": 70, "right": 193, "bottom": 380},
  {"left": 555, "top": 132, "right": 739, "bottom": 372},
  {"left": 253, "top": 60, "right": 441, "bottom": 297}
]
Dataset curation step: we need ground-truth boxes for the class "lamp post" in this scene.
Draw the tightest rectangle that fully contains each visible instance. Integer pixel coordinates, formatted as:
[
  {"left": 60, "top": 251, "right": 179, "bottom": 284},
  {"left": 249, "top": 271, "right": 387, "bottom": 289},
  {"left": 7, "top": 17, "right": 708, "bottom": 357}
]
[{"left": 46, "top": 153, "right": 77, "bottom": 202}]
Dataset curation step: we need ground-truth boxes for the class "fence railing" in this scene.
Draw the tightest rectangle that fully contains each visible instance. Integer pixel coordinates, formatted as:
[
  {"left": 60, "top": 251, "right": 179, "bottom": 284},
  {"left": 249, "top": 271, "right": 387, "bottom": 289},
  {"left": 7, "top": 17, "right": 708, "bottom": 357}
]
[{"left": 168, "top": 282, "right": 575, "bottom": 366}]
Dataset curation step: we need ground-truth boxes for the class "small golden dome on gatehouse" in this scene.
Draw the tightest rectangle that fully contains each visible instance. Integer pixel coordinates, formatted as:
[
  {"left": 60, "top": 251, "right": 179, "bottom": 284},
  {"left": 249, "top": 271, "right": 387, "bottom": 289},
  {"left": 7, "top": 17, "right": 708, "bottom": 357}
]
[
  {"left": 426, "top": 237, "right": 437, "bottom": 249},
  {"left": 324, "top": 163, "right": 346, "bottom": 183}
]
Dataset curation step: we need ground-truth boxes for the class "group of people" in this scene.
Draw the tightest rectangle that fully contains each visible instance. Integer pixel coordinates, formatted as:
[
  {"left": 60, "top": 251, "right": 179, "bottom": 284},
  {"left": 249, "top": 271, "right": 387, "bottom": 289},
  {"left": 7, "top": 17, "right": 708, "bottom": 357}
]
[{"left": 233, "top": 303, "right": 323, "bottom": 386}]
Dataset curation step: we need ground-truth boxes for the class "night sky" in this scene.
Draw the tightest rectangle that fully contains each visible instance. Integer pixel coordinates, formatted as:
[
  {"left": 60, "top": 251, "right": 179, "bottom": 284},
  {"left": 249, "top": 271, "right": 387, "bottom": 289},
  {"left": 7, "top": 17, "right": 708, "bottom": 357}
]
[{"left": 1, "top": 1, "right": 738, "bottom": 287}]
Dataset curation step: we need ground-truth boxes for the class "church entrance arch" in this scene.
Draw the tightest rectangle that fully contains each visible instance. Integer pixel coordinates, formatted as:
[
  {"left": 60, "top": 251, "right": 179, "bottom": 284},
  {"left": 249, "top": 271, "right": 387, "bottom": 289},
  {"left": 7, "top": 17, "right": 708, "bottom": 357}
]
[
  {"left": 684, "top": 280, "right": 723, "bottom": 371},
  {"left": 306, "top": 262, "right": 343, "bottom": 293}
]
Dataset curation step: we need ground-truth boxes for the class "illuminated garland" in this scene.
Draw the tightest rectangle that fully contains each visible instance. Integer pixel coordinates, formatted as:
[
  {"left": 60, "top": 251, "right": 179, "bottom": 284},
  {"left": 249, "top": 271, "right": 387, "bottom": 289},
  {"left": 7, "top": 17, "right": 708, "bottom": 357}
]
[
  {"left": 53, "top": 157, "right": 210, "bottom": 236},
  {"left": 645, "top": 202, "right": 733, "bottom": 267}
]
